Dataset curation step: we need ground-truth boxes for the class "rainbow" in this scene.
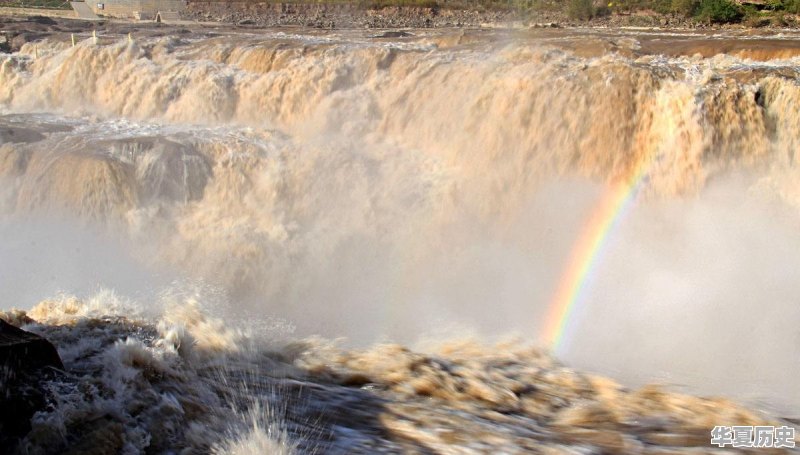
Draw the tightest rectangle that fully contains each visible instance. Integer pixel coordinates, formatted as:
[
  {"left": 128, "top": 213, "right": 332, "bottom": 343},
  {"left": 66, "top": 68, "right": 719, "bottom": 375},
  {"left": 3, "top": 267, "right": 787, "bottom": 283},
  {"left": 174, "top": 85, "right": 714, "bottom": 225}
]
[{"left": 542, "top": 160, "right": 654, "bottom": 354}]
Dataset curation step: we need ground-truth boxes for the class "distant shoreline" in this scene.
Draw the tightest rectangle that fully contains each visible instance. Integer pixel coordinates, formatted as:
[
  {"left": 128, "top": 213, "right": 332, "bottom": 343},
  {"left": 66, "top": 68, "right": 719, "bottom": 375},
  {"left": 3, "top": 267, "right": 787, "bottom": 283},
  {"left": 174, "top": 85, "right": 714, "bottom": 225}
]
[
  {"left": 5, "top": 13, "right": 800, "bottom": 63},
  {"left": 3, "top": 0, "right": 800, "bottom": 30},
  {"left": 1, "top": 2, "right": 800, "bottom": 33},
  {"left": 180, "top": 1, "right": 800, "bottom": 30}
]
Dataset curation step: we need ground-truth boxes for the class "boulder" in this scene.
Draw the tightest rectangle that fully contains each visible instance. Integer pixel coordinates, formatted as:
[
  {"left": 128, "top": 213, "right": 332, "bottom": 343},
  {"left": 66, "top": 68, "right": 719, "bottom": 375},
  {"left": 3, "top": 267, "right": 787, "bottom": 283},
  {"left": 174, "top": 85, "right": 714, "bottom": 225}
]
[
  {"left": 0, "top": 320, "right": 63, "bottom": 372},
  {"left": 0, "top": 320, "right": 64, "bottom": 452}
]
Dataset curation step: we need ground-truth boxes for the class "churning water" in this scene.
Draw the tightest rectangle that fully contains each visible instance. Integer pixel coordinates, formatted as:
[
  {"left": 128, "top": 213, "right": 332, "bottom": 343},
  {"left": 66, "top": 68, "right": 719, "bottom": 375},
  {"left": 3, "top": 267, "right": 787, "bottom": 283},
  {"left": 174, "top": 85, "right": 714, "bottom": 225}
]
[{"left": 1, "top": 26, "right": 799, "bottom": 453}]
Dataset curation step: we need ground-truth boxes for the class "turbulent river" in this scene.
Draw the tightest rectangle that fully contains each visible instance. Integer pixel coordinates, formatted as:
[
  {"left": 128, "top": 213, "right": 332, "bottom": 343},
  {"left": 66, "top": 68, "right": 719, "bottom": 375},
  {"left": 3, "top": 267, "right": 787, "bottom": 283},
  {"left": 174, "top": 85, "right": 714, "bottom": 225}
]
[{"left": 1, "top": 22, "right": 800, "bottom": 453}]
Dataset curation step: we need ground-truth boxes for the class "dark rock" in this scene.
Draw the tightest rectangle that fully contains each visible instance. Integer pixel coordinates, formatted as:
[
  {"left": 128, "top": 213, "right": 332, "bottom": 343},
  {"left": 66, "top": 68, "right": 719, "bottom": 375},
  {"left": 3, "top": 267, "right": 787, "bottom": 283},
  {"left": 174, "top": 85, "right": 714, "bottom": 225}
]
[
  {"left": 26, "top": 16, "right": 58, "bottom": 26},
  {"left": 755, "top": 87, "right": 766, "bottom": 108},
  {"left": 0, "top": 320, "right": 63, "bottom": 372},
  {"left": 0, "top": 127, "right": 46, "bottom": 145},
  {"left": 9, "top": 32, "right": 46, "bottom": 53},
  {"left": 375, "top": 30, "right": 413, "bottom": 38},
  {"left": 0, "top": 320, "right": 64, "bottom": 452}
]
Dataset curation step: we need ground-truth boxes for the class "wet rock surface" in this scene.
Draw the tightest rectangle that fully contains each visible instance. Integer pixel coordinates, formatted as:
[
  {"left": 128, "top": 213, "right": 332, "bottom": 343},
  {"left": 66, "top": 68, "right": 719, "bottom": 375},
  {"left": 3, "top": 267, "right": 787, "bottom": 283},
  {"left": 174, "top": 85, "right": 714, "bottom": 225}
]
[
  {"left": 0, "top": 319, "right": 63, "bottom": 374},
  {"left": 0, "top": 126, "right": 46, "bottom": 144},
  {"left": 0, "top": 319, "right": 64, "bottom": 453}
]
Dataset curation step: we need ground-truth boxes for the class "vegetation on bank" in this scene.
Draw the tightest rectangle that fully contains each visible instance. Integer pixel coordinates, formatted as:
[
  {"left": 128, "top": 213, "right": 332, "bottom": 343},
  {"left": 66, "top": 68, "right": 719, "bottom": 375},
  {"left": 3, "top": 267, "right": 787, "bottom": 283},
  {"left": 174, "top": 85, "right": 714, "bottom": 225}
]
[
  {"left": 515, "top": 0, "right": 795, "bottom": 26},
  {"left": 395, "top": 0, "right": 782, "bottom": 26},
  {"left": 0, "top": 0, "right": 71, "bottom": 9},
  {"left": 562, "top": 0, "right": 798, "bottom": 25}
]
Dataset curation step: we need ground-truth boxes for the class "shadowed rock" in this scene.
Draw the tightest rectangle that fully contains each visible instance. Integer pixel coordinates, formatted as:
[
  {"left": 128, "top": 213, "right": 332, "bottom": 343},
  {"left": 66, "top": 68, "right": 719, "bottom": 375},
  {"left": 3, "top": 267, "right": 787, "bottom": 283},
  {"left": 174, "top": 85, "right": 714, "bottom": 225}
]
[
  {"left": 0, "top": 320, "right": 63, "bottom": 372},
  {"left": 0, "top": 127, "right": 46, "bottom": 145},
  {"left": 0, "top": 320, "right": 64, "bottom": 452}
]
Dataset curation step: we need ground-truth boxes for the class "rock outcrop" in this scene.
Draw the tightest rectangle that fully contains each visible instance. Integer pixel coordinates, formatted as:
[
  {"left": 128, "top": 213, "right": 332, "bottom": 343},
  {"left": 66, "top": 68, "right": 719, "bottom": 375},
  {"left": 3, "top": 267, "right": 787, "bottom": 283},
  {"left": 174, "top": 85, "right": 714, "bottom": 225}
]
[
  {"left": 0, "top": 319, "right": 63, "bottom": 371},
  {"left": 0, "top": 319, "right": 64, "bottom": 453}
]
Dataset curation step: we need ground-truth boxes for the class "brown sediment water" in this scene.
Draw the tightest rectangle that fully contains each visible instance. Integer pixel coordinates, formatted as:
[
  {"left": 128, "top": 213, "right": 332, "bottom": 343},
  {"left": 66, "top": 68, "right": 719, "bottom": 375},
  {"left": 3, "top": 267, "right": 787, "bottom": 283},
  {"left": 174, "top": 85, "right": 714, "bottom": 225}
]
[{"left": 0, "top": 22, "right": 799, "bottom": 453}]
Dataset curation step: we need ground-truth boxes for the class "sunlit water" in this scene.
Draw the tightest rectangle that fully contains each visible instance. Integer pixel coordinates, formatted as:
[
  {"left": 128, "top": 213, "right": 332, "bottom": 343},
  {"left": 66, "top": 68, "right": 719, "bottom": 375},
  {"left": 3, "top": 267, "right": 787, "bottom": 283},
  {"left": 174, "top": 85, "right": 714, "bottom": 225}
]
[{"left": 1, "top": 26, "right": 799, "bottom": 453}]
